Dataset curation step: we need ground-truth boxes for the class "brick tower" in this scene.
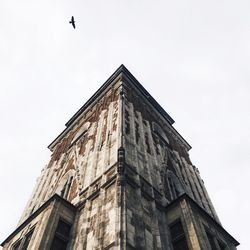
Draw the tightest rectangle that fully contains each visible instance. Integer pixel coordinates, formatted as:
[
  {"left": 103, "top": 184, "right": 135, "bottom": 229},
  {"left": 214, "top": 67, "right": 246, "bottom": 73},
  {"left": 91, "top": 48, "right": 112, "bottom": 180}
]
[{"left": 1, "top": 65, "right": 239, "bottom": 250}]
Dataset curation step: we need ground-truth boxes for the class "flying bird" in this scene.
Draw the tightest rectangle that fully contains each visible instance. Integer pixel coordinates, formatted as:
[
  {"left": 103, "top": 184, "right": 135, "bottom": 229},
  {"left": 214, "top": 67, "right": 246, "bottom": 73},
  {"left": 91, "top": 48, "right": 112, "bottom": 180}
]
[{"left": 69, "top": 16, "right": 76, "bottom": 29}]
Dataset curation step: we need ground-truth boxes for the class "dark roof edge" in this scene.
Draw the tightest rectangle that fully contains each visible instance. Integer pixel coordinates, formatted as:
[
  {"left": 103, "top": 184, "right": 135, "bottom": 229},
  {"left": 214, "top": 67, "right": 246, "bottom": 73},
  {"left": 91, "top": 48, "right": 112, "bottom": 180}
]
[
  {"left": 120, "top": 66, "right": 175, "bottom": 125},
  {"left": 48, "top": 64, "right": 190, "bottom": 150},
  {"left": 120, "top": 68, "right": 191, "bottom": 150},
  {"left": 1, "top": 194, "right": 76, "bottom": 246},
  {"left": 65, "top": 64, "right": 126, "bottom": 127},
  {"left": 166, "top": 193, "right": 240, "bottom": 246},
  {"left": 48, "top": 64, "right": 125, "bottom": 150}
]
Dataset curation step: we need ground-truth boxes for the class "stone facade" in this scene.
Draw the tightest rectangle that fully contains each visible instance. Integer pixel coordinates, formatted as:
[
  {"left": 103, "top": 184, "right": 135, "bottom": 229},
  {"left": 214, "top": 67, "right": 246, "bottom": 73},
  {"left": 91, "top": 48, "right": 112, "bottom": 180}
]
[{"left": 1, "top": 65, "right": 239, "bottom": 250}]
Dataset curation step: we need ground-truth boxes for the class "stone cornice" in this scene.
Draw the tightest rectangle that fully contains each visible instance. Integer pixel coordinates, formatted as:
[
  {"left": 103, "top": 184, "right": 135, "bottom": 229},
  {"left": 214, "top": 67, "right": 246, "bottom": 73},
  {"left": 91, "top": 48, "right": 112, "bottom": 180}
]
[{"left": 47, "top": 64, "right": 191, "bottom": 151}]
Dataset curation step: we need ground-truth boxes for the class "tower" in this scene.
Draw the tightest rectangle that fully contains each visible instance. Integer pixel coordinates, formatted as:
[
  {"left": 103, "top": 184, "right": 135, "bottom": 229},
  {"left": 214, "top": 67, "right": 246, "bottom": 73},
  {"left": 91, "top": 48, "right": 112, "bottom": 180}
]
[{"left": 1, "top": 65, "right": 239, "bottom": 250}]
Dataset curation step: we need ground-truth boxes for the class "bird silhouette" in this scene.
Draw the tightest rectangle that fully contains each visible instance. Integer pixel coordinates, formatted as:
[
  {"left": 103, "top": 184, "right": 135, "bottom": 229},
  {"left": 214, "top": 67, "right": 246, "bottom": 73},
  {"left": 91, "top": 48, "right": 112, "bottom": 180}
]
[{"left": 69, "top": 16, "right": 75, "bottom": 29}]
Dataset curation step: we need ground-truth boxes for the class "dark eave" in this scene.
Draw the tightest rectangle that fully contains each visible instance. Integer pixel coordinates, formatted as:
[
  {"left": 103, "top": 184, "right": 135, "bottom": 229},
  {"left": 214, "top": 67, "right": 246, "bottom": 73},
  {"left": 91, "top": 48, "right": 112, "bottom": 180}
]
[
  {"left": 65, "top": 64, "right": 175, "bottom": 128},
  {"left": 48, "top": 64, "right": 191, "bottom": 150},
  {"left": 119, "top": 66, "right": 191, "bottom": 150},
  {"left": 65, "top": 64, "right": 125, "bottom": 127},
  {"left": 118, "top": 65, "right": 175, "bottom": 125},
  {"left": 47, "top": 65, "right": 123, "bottom": 149}
]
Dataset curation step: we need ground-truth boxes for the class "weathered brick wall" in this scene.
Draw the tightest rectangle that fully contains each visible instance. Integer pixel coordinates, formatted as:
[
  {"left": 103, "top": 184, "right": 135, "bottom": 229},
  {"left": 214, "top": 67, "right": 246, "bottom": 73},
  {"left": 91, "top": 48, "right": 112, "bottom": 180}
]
[
  {"left": 19, "top": 81, "right": 122, "bottom": 225},
  {"left": 73, "top": 181, "right": 118, "bottom": 250}
]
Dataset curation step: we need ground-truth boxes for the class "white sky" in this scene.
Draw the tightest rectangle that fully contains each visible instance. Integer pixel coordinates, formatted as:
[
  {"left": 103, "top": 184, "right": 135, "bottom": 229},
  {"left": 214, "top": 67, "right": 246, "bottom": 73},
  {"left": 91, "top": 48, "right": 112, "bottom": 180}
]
[{"left": 0, "top": 0, "right": 249, "bottom": 249}]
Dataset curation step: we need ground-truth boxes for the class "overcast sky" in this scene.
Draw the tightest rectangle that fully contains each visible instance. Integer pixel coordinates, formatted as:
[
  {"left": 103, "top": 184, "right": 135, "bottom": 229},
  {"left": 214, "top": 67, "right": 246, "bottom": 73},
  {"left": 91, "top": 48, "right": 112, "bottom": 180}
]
[{"left": 0, "top": 0, "right": 249, "bottom": 249}]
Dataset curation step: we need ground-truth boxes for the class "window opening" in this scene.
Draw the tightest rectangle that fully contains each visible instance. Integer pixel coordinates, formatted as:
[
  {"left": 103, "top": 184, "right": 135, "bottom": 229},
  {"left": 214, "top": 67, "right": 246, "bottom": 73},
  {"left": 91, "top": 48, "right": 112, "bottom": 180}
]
[
  {"left": 206, "top": 231, "right": 217, "bottom": 250},
  {"left": 70, "top": 130, "right": 86, "bottom": 148},
  {"left": 135, "top": 122, "right": 140, "bottom": 143},
  {"left": 50, "top": 219, "right": 72, "bottom": 250},
  {"left": 168, "top": 177, "right": 175, "bottom": 199},
  {"left": 169, "top": 220, "right": 189, "bottom": 250},
  {"left": 166, "top": 171, "right": 184, "bottom": 201},
  {"left": 21, "top": 228, "right": 34, "bottom": 250},
  {"left": 12, "top": 240, "right": 21, "bottom": 250},
  {"left": 218, "top": 240, "right": 226, "bottom": 250},
  {"left": 61, "top": 176, "right": 73, "bottom": 199},
  {"left": 145, "top": 132, "right": 151, "bottom": 154},
  {"left": 125, "top": 109, "right": 130, "bottom": 134}
]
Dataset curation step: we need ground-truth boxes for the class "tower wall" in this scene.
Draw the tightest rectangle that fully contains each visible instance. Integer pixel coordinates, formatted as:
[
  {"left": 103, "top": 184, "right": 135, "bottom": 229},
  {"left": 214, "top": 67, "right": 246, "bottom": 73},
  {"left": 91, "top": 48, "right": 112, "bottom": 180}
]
[
  {"left": 2, "top": 65, "right": 239, "bottom": 250},
  {"left": 121, "top": 79, "right": 224, "bottom": 249},
  {"left": 19, "top": 79, "right": 122, "bottom": 228},
  {"left": 122, "top": 80, "right": 218, "bottom": 220},
  {"left": 73, "top": 180, "right": 118, "bottom": 250}
]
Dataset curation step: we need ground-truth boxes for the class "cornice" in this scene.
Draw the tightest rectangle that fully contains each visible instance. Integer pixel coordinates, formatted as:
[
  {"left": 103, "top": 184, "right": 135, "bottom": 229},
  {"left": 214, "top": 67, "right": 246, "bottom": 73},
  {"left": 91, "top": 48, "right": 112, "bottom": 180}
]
[{"left": 47, "top": 65, "right": 190, "bottom": 151}]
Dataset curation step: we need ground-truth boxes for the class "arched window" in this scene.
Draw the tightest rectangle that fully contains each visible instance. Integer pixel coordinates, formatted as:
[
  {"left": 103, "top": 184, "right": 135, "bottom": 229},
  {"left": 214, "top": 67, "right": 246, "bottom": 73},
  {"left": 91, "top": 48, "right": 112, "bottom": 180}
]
[
  {"left": 166, "top": 170, "right": 184, "bottom": 200},
  {"left": 61, "top": 176, "right": 73, "bottom": 199},
  {"left": 56, "top": 174, "right": 74, "bottom": 200}
]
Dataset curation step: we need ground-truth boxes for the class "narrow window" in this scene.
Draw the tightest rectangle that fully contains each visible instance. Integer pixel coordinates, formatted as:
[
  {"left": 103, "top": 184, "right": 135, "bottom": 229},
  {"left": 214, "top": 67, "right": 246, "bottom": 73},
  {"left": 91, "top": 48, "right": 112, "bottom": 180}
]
[
  {"left": 169, "top": 220, "right": 189, "bottom": 250},
  {"left": 145, "top": 132, "right": 151, "bottom": 154},
  {"left": 125, "top": 109, "right": 130, "bottom": 134},
  {"left": 167, "top": 175, "right": 181, "bottom": 200},
  {"left": 60, "top": 183, "right": 67, "bottom": 198},
  {"left": 50, "top": 219, "right": 72, "bottom": 250},
  {"left": 206, "top": 231, "right": 217, "bottom": 250},
  {"left": 168, "top": 177, "right": 176, "bottom": 199},
  {"left": 218, "top": 240, "right": 226, "bottom": 250},
  {"left": 21, "top": 228, "right": 34, "bottom": 250},
  {"left": 61, "top": 176, "right": 73, "bottom": 199},
  {"left": 135, "top": 122, "right": 140, "bottom": 143},
  {"left": 12, "top": 240, "right": 21, "bottom": 250},
  {"left": 70, "top": 130, "right": 86, "bottom": 148}
]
